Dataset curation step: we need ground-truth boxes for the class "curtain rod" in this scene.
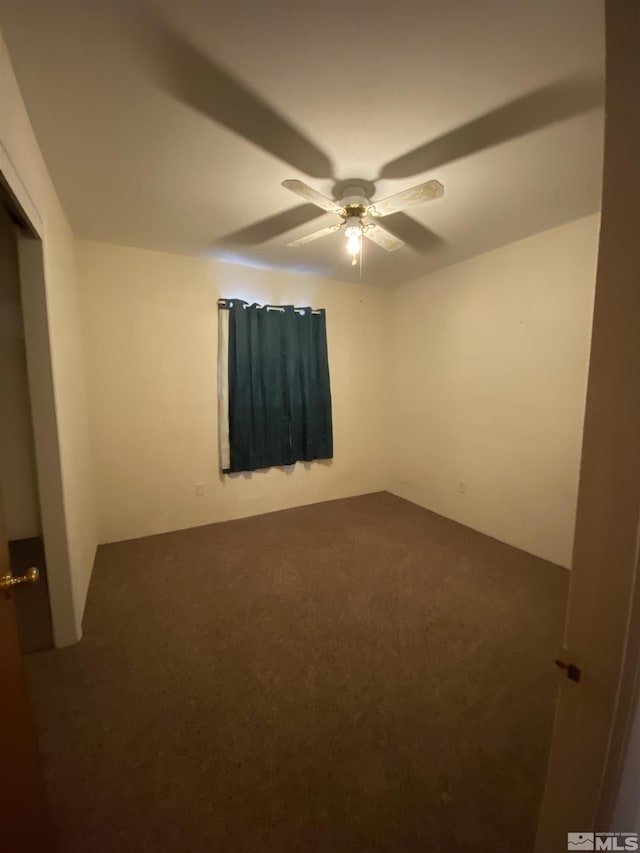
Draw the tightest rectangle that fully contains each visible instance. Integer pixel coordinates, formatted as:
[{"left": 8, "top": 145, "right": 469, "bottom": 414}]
[{"left": 217, "top": 298, "right": 322, "bottom": 315}]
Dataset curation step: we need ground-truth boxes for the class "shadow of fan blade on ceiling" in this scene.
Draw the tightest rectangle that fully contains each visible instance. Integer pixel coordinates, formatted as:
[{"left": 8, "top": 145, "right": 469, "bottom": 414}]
[
  {"left": 215, "top": 204, "right": 324, "bottom": 246},
  {"left": 379, "top": 212, "right": 445, "bottom": 254},
  {"left": 147, "top": 18, "right": 333, "bottom": 178},
  {"left": 379, "top": 76, "right": 604, "bottom": 180}
]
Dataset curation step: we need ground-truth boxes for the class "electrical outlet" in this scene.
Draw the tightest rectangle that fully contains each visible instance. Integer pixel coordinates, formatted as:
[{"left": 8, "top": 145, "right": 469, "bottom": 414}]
[
  {"left": 195, "top": 482, "right": 205, "bottom": 496},
  {"left": 458, "top": 481, "right": 466, "bottom": 495}
]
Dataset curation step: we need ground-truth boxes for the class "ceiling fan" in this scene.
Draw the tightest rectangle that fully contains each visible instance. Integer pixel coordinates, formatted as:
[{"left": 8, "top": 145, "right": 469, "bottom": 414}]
[
  {"left": 145, "top": 15, "right": 602, "bottom": 259},
  {"left": 281, "top": 178, "right": 444, "bottom": 262}
]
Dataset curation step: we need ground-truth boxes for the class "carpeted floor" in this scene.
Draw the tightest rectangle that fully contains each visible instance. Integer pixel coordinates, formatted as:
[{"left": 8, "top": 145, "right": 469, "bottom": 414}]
[{"left": 25, "top": 492, "right": 568, "bottom": 853}]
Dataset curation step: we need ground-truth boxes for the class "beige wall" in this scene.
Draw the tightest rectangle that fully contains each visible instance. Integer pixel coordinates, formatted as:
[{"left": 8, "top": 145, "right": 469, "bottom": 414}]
[
  {"left": 389, "top": 214, "right": 599, "bottom": 568},
  {"left": 76, "top": 241, "right": 390, "bottom": 544},
  {"left": 0, "top": 203, "right": 40, "bottom": 540},
  {"left": 0, "top": 28, "right": 97, "bottom": 644}
]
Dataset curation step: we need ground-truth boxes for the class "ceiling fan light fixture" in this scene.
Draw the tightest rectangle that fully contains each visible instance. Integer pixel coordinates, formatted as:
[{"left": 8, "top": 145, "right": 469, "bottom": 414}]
[
  {"left": 344, "top": 216, "right": 362, "bottom": 263},
  {"left": 344, "top": 216, "right": 363, "bottom": 239},
  {"left": 346, "top": 232, "right": 361, "bottom": 255}
]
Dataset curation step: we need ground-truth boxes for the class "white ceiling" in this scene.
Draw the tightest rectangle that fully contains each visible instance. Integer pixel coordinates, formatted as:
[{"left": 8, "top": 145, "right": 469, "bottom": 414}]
[{"left": 0, "top": 0, "right": 604, "bottom": 287}]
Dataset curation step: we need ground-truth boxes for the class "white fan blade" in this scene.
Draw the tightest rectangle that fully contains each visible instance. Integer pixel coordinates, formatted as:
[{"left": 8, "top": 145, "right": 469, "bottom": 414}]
[
  {"left": 281, "top": 179, "right": 343, "bottom": 213},
  {"left": 363, "top": 222, "right": 404, "bottom": 252},
  {"left": 368, "top": 179, "right": 444, "bottom": 217},
  {"left": 287, "top": 223, "right": 341, "bottom": 247}
]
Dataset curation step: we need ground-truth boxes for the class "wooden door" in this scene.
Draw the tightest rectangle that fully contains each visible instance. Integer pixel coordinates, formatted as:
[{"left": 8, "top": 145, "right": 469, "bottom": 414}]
[
  {"left": 535, "top": 2, "right": 640, "bottom": 849},
  {"left": 0, "top": 494, "right": 56, "bottom": 850}
]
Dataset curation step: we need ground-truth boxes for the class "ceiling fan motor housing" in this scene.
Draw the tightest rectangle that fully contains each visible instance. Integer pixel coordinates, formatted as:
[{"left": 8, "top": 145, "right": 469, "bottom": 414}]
[{"left": 340, "top": 185, "right": 370, "bottom": 220}]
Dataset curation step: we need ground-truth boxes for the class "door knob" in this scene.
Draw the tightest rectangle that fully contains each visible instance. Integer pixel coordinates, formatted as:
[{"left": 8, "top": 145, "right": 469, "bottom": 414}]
[{"left": 0, "top": 567, "right": 40, "bottom": 591}]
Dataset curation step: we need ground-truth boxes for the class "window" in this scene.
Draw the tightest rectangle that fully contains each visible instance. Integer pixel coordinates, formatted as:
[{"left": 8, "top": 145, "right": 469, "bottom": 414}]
[{"left": 218, "top": 299, "right": 333, "bottom": 473}]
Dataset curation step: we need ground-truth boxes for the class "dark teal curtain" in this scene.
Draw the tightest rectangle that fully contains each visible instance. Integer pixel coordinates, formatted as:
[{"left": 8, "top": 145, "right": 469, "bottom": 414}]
[{"left": 226, "top": 301, "right": 333, "bottom": 473}]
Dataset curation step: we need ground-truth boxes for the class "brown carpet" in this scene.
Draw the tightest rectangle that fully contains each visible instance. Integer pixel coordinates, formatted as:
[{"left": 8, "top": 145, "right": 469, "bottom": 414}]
[{"left": 25, "top": 492, "right": 568, "bottom": 853}]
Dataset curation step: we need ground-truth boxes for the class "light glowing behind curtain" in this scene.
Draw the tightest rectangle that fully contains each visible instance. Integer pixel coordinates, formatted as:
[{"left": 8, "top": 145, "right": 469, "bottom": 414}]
[{"left": 218, "top": 300, "right": 333, "bottom": 474}]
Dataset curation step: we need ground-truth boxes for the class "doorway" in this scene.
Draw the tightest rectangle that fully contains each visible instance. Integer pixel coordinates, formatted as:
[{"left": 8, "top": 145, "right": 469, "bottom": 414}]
[
  {"left": 0, "top": 198, "right": 53, "bottom": 652},
  {"left": 0, "top": 159, "right": 76, "bottom": 651}
]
